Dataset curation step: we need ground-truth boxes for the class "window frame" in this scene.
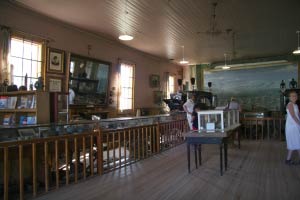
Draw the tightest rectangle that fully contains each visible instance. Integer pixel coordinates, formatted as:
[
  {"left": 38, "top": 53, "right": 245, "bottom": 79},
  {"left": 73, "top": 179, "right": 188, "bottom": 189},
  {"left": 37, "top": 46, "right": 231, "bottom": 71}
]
[
  {"left": 167, "top": 75, "right": 175, "bottom": 98},
  {"left": 118, "top": 62, "right": 135, "bottom": 113},
  {"left": 9, "top": 34, "right": 46, "bottom": 89}
]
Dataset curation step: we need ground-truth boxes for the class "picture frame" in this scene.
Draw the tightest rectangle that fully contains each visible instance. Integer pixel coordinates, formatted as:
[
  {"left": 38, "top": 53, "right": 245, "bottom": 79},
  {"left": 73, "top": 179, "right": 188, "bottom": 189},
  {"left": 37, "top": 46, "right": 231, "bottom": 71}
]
[
  {"left": 47, "top": 47, "right": 65, "bottom": 74},
  {"left": 48, "top": 77, "right": 62, "bottom": 92},
  {"left": 149, "top": 74, "right": 160, "bottom": 88}
]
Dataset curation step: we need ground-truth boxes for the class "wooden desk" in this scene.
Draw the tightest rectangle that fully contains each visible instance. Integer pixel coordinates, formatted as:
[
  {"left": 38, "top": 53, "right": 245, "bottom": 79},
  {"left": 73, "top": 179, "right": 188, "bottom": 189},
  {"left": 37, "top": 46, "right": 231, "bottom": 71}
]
[{"left": 185, "top": 124, "right": 241, "bottom": 176}]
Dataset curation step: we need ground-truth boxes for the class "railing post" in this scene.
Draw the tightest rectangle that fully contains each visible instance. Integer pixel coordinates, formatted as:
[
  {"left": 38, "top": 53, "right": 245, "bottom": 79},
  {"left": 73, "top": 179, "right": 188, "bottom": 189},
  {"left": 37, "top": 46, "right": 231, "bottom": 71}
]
[
  {"left": 19, "top": 144, "right": 24, "bottom": 200},
  {"left": 74, "top": 137, "right": 78, "bottom": 183},
  {"left": 4, "top": 147, "right": 9, "bottom": 200},
  {"left": 44, "top": 142, "right": 49, "bottom": 192},
  {"left": 54, "top": 140, "right": 59, "bottom": 189},
  {"left": 156, "top": 122, "right": 160, "bottom": 153},
  {"left": 82, "top": 136, "right": 86, "bottom": 179},
  {"left": 97, "top": 128, "right": 103, "bottom": 175},
  {"left": 65, "top": 139, "right": 69, "bottom": 185},
  {"left": 32, "top": 143, "right": 37, "bottom": 196}
]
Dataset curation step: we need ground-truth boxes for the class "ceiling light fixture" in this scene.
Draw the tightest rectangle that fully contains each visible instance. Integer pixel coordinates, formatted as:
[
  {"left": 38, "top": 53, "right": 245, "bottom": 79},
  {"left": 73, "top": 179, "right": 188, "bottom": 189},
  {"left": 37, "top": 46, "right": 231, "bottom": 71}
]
[
  {"left": 179, "top": 46, "right": 189, "bottom": 64},
  {"left": 222, "top": 53, "right": 230, "bottom": 69},
  {"left": 119, "top": 0, "right": 133, "bottom": 41},
  {"left": 293, "top": 31, "right": 300, "bottom": 55},
  {"left": 119, "top": 34, "right": 133, "bottom": 41}
]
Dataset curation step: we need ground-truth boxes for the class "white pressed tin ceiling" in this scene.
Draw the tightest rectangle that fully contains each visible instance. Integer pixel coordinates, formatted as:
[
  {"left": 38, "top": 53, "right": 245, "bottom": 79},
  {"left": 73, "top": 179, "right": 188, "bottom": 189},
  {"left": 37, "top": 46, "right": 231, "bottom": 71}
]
[{"left": 10, "top": 0, "right": 300, "bottom": 64}]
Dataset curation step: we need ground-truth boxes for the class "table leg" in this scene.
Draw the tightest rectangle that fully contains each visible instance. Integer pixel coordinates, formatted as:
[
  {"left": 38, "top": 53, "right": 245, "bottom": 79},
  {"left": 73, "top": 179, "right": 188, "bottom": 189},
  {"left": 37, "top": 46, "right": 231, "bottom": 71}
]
[
  {"left": 220, "top": 143, "right": 223, "bottom": 176},
  {"left": 224, "top": 140, "right": 228, "bottom": 171},
  {"left": 187, "top": 143, "right": 191, "bottom": 173},
  {"left": 194, "top": 144, "right": 198, "bottom": 169},
  {"left": 198, "top": 144, "right": 202, "bottom": 166}
]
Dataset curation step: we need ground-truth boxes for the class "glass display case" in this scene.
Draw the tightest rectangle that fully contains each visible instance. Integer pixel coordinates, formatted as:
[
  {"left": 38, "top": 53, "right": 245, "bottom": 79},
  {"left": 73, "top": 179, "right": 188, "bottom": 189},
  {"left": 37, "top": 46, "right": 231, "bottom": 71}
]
[
  {"left": 197, "top": 109, "right": 239, "bottom": 132},
  {"left": 98, "top": 112, "right": 185, "bottom": 130},
  {"left": 0, "top": 121, "right": 97, "bottom": 142},
  {"left": 0, "top": 112, "right": 186, "bottom": 142}
]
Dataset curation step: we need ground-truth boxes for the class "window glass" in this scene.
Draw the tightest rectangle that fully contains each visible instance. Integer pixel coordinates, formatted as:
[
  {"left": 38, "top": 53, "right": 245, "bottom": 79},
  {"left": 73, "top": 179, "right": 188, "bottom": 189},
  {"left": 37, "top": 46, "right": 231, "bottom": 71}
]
[
  {"left": 119, "top": 63, "right": 134, "bottom": 111},
  {"left": 10, "top": 37, "right": 43, "bottom": 88}
]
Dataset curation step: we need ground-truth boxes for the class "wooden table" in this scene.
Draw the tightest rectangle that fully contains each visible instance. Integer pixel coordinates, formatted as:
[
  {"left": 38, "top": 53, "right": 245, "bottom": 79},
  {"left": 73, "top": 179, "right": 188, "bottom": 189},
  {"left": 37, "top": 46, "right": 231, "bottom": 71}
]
[{"left": 185, "top": 124, "right": 241, "bottom": 176}]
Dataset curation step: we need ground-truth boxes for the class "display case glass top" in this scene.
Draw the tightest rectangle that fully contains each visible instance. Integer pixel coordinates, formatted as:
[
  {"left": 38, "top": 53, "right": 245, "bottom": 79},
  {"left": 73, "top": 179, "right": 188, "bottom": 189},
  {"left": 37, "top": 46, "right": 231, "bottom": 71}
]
[
  {"left": 69, "top": 54, "right": 110, "bottom": 105},
  {"left": 197, "top": 109, "right": 239, "bottom": 132}
]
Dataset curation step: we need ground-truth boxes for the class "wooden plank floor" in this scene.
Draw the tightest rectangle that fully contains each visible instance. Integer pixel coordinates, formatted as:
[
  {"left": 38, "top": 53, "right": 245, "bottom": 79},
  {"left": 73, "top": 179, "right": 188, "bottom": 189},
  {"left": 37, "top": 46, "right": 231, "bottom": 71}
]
[{"left": 34, "top": 140, "right": 300, "bottom": 200}]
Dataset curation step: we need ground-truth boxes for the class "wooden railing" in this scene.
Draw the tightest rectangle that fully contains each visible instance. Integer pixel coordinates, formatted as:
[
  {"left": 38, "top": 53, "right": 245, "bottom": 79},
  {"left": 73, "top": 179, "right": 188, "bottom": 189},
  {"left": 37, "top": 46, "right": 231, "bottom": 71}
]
[
  {"left": 102, "top": 119, "right": 188, "bottom": 172},
  {"left": 241, "top": 117, "right": 285, "bottom": 140},
  {"left": 0, "top": 119, "right": 188, "bottom": 199}
]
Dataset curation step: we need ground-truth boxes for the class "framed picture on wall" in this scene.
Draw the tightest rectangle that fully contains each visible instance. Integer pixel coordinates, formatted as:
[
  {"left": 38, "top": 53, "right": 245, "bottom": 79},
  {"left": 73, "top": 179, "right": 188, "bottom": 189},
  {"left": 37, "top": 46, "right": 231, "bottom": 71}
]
[
  {"left": 48, "top": 77, "right": 62, "bottom": 92},
  {"left": 47, "top": 48, "right": 64, "bottom": 74},
  {"left": 149, "top": 74, "right": 160, "bottom": 88}
]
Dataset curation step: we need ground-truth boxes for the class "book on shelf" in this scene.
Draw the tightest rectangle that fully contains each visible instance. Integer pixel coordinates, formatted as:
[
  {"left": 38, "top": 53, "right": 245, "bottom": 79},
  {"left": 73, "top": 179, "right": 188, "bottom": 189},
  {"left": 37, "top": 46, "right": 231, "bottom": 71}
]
[
  {"left": 7, "top": 97, "right": 17, "bottom": 109},
  {"left": 17, "top": 96, "right": 27, "bottom": 109},
  {"left": 19, "top": 115, "right": 27, "bottom": 125},
  {"left": 29, "top": 95, "right": 36, "bottom": 109},
  {"left": 0, "top": 96, "right": 8, "bottom": 109},
  {"left": 16, "top": 95, "right": 36, "bottom": 109},
  {"left": 19, "top": 114, "right": 36, "bottom": 125},
  {"left": 27, "top": 114, "right": 37, "bottom": 125},
  {"left": 3, "top": 113, "right": 16, "bottom": 125}
]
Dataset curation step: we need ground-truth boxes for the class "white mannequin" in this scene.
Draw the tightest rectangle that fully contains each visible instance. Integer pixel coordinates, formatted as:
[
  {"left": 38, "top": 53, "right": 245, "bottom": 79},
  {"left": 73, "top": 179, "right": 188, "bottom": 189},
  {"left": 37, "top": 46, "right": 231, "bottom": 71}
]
[{"left": 69, "top": 88, "right": 75, "bottom": 104}]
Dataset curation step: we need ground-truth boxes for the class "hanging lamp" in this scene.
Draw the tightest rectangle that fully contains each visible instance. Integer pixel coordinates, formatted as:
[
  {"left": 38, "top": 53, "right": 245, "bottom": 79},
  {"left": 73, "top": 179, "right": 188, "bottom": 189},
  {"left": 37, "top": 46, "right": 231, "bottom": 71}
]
[
  {"left": 293, "top": 31, "right": 300, "bottom": 55},
  {"left": 119, "top": 34, "right": 133, "bottom": 41},
  {"left": 179, "top": 46, "right": 189, "bottom": 64},
  {"left": 222, "top": 53, "right": 230, "bottom": 69},
  {"left": 119, "top": 0, "right": 133, "bottom": 41}
]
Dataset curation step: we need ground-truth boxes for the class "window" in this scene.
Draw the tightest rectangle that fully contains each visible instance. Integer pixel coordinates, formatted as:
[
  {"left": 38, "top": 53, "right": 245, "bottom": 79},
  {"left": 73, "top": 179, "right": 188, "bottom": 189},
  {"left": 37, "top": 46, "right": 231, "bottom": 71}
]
[
  {"left": 167, "top": 75, "right": 175, "bottom": 98},
  {"left": 10, "top": 37, "right": 43, "bottom": 88},
  {"left": 118, "top": 63, "right": 134, "bottom": 111}
]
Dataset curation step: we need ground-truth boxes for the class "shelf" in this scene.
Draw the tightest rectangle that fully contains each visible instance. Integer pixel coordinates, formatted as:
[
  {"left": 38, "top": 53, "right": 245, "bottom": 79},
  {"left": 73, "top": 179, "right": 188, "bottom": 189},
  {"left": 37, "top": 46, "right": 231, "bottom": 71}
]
[
  {"left": 0, "top": 109, "right": 37, "bottom": 113},
  {"left": 0, "top": 91, "right": 39, "bottom": 96},
  {"left": 70, "top": 77, "right": 99, "bottom": 83}
]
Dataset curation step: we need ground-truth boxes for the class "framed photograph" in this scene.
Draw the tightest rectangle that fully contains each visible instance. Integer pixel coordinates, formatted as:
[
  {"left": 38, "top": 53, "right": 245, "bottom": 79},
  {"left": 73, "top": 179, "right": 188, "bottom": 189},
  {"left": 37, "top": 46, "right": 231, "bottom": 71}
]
[
  {"left": 47, "top": 48, "right": 64, "bottom": 73},
  {"left": 49, "top": 78, "right": 62, "bottom": 92},
  {"left": 149, "top": 74, "right": 160, "bottom": 88}
]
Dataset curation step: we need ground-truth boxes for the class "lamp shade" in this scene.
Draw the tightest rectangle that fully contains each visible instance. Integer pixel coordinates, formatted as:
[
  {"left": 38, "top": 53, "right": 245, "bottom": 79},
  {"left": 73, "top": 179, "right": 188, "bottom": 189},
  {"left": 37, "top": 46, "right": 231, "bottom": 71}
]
[
  {"left": 191, "top": 77, "right": 196, "bottom": 85},
  {"left": 177, "top": 79, "right": 183, "bottom": 86},
  {"left": 222, "top": 66, "right": 230, "bottom": 70},
  {"left": 179, "top": 60, "right": 189, "bottom": 64},
  {"left": 293, "top": 47, "right": 300, "bottom": 55},
  {"left": 293, "top": 31, "right": 300, "bottom": 55},
  {"left": 119, "top": 34, "right": 133, "bottom": 41}
]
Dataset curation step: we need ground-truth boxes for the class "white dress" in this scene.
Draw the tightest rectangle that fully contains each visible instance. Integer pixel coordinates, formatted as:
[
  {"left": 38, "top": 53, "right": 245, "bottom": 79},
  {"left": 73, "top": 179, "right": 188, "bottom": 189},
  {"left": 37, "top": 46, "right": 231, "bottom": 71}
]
[
  {"left": 183, "top": 99, "right": 194, "bottom": 130},
  {"left": 285, "top": 103, "right": 300, "bottom": 150}
]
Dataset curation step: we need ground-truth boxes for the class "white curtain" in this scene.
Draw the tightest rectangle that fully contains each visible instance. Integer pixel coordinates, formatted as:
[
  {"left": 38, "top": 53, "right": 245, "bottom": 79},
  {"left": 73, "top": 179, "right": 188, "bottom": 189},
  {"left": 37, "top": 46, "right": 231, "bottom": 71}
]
[{"left": 0, "top": 26, "right": 11, "bottom": 84}]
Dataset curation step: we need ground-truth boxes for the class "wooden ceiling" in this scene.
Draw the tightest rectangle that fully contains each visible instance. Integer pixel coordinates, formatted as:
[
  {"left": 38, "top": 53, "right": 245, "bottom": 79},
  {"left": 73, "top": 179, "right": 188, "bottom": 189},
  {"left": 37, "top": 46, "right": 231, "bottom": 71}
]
[{"left": 12, "top": 0, "right": 300, "bottom": 64}]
